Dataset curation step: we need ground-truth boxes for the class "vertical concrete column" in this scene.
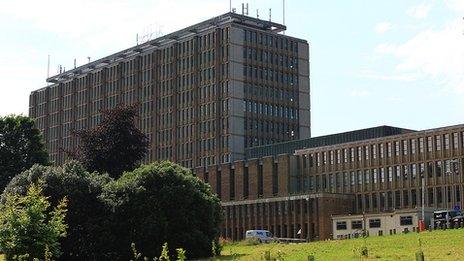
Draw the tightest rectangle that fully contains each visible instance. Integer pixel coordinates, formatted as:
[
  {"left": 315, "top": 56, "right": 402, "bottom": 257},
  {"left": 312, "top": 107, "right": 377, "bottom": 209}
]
[
  {"left": 235, "top": 161, "right": 244, "bottom": 200},
  {"left": 221, "top": 165, "right": 231, "bottom": 201},
  {"left": 263, "top": 157, "right": 274, "bottom": 197},
  {"left": 195, "top": 167, "right": 205, "bottom": 182},
  {"left": 285, "top": 201, "right": 291, "bottom": 238},
  {"left": 230, "top": 206, "right": 236, "bottom": 240},
  {"left": 278, "top": 155, "right": 289, "bottom": 196},
  {"left": 307, "top": 199, "right": 312, "bottom": 241},
  {"left": 248, "top": 159, "right": 259, "bottom": 199},
  {"left": 208, "top": 167, "right": 217, "bottom": 196},
  {"left": 300, "top": 199, "right": 305, "bottom": 239}
]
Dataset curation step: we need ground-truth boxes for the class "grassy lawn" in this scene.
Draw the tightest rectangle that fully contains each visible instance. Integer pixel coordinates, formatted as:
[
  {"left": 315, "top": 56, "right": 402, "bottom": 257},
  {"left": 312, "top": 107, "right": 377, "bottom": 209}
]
[{"left": 217, "top": 229, "right": 464, "bottom": 260}]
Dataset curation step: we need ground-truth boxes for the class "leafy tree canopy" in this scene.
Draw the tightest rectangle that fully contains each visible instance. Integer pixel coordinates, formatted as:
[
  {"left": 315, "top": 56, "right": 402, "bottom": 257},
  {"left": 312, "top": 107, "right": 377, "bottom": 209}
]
[
  {"left": 70, "top": 105, "right": 148, "bottom": 179},
  {"left": 0, "top": 182, "right": 67, "bottom": 261},
  {"left": 3, "top": 162, "right": 113, "bottom": 261},
  {"left": 0, "top": 115, "right": 49, "bottom": 191},
  {"left": 101, "top": 161, "right": 223, "bottom": 260}
]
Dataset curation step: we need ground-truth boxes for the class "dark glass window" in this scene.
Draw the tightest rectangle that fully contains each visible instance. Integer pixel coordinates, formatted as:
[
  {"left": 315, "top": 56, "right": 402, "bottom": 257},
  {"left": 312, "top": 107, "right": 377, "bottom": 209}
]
[
  {"left": 400, "top": 216, "right": 413, "bottom": 226},
  {"left": 369, "top": 219, "right": 381, "bottom": 228},
  {"left": 352, "top": 220, "right": 363, "bottom": 229},
  {"left": 336, "top": 221, "right": 347, "bottom": 230}
]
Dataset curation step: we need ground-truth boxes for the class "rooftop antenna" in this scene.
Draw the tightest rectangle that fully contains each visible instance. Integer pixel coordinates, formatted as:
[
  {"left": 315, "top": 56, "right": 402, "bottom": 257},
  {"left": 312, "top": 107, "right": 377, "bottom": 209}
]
[
  {"left": 87, "top": 56, "right": 91, "bottom": 63},
  {"left": 47, "top": 55, "right": 50, "bottom": 78},
  {"left": 73, "top": 58, "right": 77, "bottom": 69},
  {"left": 241, "top": 3, "right": 244, "bottom": 15},
  {"left": 269, "top": 8, "right": 272, "bottom": 21},
  {"left": 283, "top": 0, "right": 286, "bottom": 34},
  {"left": 136, "top": 33, "right": 139, "bottom": 45},
  {"left": 47, "top": 55, "right": 50, "bottom": 86},
  {"left": 256, "top": 9, "right": 259, "bottom": 19},
  {"left": 59, "top": 65, "right": 62, "bottom": 74},
  {"left": 229, "top": 0, "right": 232, "bottom": 12},
  {"left": 245, "top": 3, "right": 249, "bottom": 15}
]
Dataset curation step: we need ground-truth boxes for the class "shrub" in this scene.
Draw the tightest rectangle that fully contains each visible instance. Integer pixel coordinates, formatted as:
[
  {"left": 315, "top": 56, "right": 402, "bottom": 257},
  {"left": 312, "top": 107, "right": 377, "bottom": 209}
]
[
  {"left": 0, "top": 183, "right": 67, "bottom": 260},
  {"left": 101, "top": 161, "right": 223, "bottom": 260},
  {"left": 2, "top": 161, "right": 112, "bottom": 260}
]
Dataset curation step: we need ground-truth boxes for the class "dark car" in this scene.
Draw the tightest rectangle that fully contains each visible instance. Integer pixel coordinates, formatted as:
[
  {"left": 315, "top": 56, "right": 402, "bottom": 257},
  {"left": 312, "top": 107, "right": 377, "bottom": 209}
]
[{"left": 433, "top": 210, "right": 459, "bottom": 228}]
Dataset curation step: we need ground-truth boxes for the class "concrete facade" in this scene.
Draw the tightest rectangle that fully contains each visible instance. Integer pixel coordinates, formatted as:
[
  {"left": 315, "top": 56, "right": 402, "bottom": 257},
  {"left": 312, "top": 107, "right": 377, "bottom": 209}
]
[{"left": 29, "top": 12, "right": 310, "bottom": 168}]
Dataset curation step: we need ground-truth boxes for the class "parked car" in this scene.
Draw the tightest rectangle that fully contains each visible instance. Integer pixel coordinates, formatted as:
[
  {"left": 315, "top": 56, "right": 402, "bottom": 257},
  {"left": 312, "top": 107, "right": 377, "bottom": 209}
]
[
  {"left": 245, "top": 230, "right": 274, "bottom": 243},
  {"left": 433, "top": 210, "right": 459, "bottom": 228},
  {"left": 452, "top": 215, "right": 464, "bottom": 227}
]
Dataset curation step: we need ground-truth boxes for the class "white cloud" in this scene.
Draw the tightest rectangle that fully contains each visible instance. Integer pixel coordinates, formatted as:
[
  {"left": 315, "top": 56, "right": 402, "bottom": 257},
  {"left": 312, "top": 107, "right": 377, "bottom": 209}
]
[
  {"left": 407, "top": 3, "right": 432, "bottom": 19},
  {"left": 349, "top": 89, "right": 369, "bottom": 97},
  {"left": 372, "top": 18, "right": 464, "bottom": 92},
  {"left": 374, "top": 22, "right": 395, "bottom": 34},
  {"left": 360, "top": 69, "right": 419, "bottom": 82},
  {"left": 0, "top": 0, "right": 227, "bottom": 116},
  {"left": 445, "top": 0, "right": 464, "bottom": 12},
  {"left": 0, "top": 0, "right": 226, "bottom": 44}
]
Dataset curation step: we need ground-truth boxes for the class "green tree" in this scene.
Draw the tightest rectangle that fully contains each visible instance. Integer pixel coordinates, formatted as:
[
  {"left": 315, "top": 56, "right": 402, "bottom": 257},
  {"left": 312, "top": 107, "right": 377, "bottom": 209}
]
[
  {"left": 2, "top": 162, "right": 112, "bottom": 261},
  {"left": 101, "top": 161, "right": 223, "bottom": 260},
  {"left": 70, "top": 105, "right": 148, "bottom": 179},
  {"left": 0, "top": 183, "right": 67, "bottom": 261},
  {"left": 0, "top": 115, "right": 49, "bottom": 191}
]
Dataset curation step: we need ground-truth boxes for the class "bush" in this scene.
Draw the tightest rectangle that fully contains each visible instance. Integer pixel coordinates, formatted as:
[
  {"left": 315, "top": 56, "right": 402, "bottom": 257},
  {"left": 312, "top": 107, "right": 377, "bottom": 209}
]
[
  {"left": 2, "top": 161, "right": 112, "bottom": 260},
  {"left": 101, "top": 161, "right": 223, "bottom": 260},
  {"left": 0, "top": 183, "right": 67, "bottom": 260}
]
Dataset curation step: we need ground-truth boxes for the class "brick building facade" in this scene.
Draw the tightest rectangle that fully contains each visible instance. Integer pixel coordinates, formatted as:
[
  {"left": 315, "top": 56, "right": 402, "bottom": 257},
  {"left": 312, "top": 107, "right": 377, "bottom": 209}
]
[{"left": 196, "top": 124, "right": 464, "bottom": 240}]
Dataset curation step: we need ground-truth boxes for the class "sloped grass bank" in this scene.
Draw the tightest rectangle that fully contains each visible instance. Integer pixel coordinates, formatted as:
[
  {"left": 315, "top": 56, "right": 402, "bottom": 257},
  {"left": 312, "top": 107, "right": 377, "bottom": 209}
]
[{"left": 218, "top": 229, "right": 464, "bottom": 260}]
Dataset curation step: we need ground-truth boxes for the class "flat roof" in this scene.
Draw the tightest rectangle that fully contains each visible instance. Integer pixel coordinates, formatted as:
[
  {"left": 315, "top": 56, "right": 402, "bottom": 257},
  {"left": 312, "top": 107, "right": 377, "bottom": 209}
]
[
  {"left": 295, "top": 123, "right": 464, "bottom": 156},
  {"left": 331, "top": 207, "right": 435, "bottom": 219},
  {"left": 45, "top": 12, "right": 289, "bottom": 84},
  {"left": 245, "top": 125, "right": 415, "bottom": 159}
]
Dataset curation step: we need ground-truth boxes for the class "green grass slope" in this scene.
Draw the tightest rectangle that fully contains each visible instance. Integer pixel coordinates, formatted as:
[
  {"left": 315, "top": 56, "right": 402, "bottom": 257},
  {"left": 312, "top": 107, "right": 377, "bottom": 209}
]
[{"left": 218, "top": 229, "right": 464, "bottom": 260}]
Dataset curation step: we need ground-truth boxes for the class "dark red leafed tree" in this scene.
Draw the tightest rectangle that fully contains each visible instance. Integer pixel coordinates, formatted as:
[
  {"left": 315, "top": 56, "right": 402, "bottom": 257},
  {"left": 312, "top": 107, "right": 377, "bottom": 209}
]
[{"left": 71, "top": 105, "right": 148, "bottom": 178}]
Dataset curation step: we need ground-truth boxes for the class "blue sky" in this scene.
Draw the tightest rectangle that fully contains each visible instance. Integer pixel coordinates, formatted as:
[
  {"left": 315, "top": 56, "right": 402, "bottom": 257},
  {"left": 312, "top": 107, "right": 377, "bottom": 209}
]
[{"left": 0, "top": 0, "right": 463, "bottom": 137}]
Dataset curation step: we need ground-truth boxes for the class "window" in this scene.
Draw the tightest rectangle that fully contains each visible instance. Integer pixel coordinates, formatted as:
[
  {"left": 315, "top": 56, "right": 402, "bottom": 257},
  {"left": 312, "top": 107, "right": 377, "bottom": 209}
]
[
  {"left": 369, "top": 219, "right": 381, "bottom": 228},
  {"left": 435, "top": 135, "right": 441, "bottom": 151},
  {"left": 411, "top": 139, "right": 416, "bottom": 154},
  {"left": 435, "top": 161, "right": 442, "bottom": 177},
  {"left": 400, "top": 216, "right": 413, "bottom": 226},
  {"left": 419, "top": 138, "right": 424, "bottom": 153},
  {"left": 351, "top": 220, "right": 363, "bottom": 229},
  {"left": 427, "top": 137, "right": 433, "bottom": 152},
  {"left": 453, "top": 133, "right": 459, "bottom": 149},
  {"left": 403, "top": 140, "right": 408, "bottom": 155},
  {"left": 336, "top": 221, "right": 347, "bottom": 230}
]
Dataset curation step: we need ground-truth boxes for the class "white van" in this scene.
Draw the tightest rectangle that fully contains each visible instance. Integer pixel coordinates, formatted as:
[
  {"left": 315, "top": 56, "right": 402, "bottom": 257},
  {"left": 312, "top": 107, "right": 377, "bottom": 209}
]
[{"left": 245, "top": 230, "right": 274, "bottom": 243}]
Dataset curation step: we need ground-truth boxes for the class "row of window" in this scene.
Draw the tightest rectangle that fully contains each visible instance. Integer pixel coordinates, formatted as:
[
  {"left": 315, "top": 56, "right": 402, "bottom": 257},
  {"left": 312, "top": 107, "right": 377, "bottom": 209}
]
[
  {"left": 355, "top": 185, "right": 462, "bottom": 212},
  {"left": 244, "top": 84, "right": 296, "bottom": 103},
  {"left": 297, "top": 160, "right": 461, "bottom": 194},
  {"left": 335, "top": 216, "right": 413, "bottom": 231},
  {"left": 243, "top": 29, "right": 299, "bottom": 53},
  {"left": 243, "top": 65, "right": 298, "bottom": 85},
  {"left": 304, "top": 133, "right": 464, "bottom": 167},
  {"left": 243, "top": 47, "right": 298, "bottom": 68}
]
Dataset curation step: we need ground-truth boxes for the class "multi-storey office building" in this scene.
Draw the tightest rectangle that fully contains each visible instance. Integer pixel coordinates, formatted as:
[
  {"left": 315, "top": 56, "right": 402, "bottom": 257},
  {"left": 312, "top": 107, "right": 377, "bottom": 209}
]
[
  {"left": 196, "top": 124, "right": 464, "bottom": 241},
  {"left": 29, "top": 12, "right": 310, "bottom": 167}
]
